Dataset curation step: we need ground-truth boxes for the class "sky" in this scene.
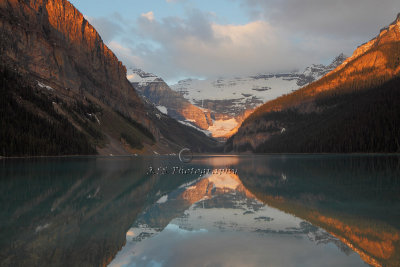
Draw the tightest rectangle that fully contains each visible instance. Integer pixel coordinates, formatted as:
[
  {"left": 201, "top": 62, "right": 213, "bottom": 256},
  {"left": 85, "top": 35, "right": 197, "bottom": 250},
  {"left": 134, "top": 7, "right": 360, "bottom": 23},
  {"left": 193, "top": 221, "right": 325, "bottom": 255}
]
[{"left": 69, "top": 0, "right": 400, "bottom": 84}]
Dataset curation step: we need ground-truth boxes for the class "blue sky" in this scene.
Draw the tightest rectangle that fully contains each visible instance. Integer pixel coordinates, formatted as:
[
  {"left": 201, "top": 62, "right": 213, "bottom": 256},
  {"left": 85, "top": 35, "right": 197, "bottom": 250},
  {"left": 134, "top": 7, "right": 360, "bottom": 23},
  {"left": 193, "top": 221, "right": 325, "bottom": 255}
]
[
  {"left": 69, "top": 0, "right": 400, "bottom": 84},
  {"left": 69, "top": 0, "right": 250, "bottom": 25}
]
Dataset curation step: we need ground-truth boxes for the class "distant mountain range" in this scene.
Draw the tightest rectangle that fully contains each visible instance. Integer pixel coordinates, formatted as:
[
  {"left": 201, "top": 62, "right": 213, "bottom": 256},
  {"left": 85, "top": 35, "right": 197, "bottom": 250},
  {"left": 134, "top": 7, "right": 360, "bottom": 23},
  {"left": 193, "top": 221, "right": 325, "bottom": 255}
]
[
  {"left": 0, "top": 0, "right": 218, "bottom": 156},
  {"left": 1, "top": 0, "right": 398, "bottom": 156},
  {"left": 226, "top": 14, "right": 400, "bottom": 153},
  {"left": 129, "top": 54, "right": 346, "bottom": 139},
  {"left": 129, "top": 69, "right": 214, "bottom": 135}
]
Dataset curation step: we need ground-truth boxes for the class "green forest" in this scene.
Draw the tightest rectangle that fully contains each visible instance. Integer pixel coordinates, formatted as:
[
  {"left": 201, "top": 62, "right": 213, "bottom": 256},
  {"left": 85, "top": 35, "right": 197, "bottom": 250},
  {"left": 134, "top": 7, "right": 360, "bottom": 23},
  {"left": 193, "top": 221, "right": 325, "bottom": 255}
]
[
  {"left": 228, "top": 76, "right": 400, "bottom": 153},
  {"left": 0, "top": 67, "right": 96, "bottom": 156}
]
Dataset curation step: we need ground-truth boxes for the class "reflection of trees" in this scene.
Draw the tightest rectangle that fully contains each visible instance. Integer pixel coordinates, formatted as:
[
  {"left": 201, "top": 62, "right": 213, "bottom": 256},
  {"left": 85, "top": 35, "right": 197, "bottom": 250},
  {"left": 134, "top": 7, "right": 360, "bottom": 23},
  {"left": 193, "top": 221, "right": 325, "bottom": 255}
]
[
  {"left": 0, "top": 157, "right": 198, "bottom": 267},
  {"left": 238, "top": 155, "right": 400, "bottom": 204},
  {"left": 3, "top": 155, "right": 398, "bottom": 266},
  {"left": 237, "top": 155, "right": 400, "bottom": 267}
]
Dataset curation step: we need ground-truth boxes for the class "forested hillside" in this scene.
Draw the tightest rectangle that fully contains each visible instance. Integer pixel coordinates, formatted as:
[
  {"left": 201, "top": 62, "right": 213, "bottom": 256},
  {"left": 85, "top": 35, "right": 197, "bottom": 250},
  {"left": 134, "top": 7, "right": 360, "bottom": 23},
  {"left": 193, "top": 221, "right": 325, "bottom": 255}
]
[
  {"left": 226, "top": 14, "right": 400, "bottom": 153},
  {"left": 225, "top": 76, "right": 400, "bottom": 152},
  {"left": 0, "top": 67, "right": 96, "bottom": 156}
]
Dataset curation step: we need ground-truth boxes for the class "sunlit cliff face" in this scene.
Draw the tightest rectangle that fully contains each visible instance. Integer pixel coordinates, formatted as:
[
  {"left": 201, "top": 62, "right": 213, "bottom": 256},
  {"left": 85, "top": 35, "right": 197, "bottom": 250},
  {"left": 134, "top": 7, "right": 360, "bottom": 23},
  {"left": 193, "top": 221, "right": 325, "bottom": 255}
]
[
  {"left": 301, "top": 16, "right": 400, "bottom": 100},
  {"left": 334, "top": 15, "right": 400, "bottom": 75},
  {"left": 228, "top": 15, "right": 400, "bottom": 152},
  {"left": 294, "top": 15, "right": 400, "bottom": 99},
  {"left": 0, "top": 0, "right": 152, "bottom": 133}
]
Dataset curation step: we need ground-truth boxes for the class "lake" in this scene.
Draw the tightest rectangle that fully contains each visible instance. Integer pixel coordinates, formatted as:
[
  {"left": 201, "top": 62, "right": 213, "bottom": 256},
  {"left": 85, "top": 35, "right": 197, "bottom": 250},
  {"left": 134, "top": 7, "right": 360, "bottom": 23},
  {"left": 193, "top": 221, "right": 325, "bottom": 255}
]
[{"left": 1, "top": 155, "right": 399, "bottom": 267}]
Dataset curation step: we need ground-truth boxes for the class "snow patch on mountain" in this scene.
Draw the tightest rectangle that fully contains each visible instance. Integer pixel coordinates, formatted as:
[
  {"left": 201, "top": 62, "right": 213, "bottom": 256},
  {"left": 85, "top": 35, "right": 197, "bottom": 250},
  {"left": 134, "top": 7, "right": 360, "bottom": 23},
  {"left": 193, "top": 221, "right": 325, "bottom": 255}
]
[
  {"left": 128, "top": 54, "right": 347, "bottom": 140},
  {"left": 127, "top": 68, "right": 163, "bottom": 86},
  {"left": 37, "top": 81, "right": 54, "bottom": 91},
  {"left": 170, "top": 54, "right": 347, "bottom": 110},
  {"left": 171, "top": 75, "right": 299, "bottom": 106},
  {"left": 156, "top": 105, "right": 168, "bottom": 115},
  {"left": 207, "top": 118, "right": 238, "bottom": 138},
  {"left": 178, "top": 120, "right": 212, "bottom": 136}
]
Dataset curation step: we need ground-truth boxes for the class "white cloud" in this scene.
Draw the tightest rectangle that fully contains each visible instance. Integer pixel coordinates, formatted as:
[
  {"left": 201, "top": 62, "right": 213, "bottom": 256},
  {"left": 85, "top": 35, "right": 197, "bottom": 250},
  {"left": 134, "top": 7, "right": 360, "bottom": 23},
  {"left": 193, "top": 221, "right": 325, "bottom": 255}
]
[
  {"left": 88, "top": 2, "right": 400, "bottom": 82},
  {"left": 108, "top": 41, "right": 145, "bottom": 68},
  {"left": 126, "top": 9, "right": 340, "bottom": 79},
  {"left": 169, "top": 21, "right": 304, "bottom": 76},
  {"left": 84, "top": 14, "right": 124, "bottom": 43},
  {"left": 141, "top": 11, "right": 155, "bottom": 22},
  {"left": 237, "top": 0, "right": 400, "bottom": 39}
]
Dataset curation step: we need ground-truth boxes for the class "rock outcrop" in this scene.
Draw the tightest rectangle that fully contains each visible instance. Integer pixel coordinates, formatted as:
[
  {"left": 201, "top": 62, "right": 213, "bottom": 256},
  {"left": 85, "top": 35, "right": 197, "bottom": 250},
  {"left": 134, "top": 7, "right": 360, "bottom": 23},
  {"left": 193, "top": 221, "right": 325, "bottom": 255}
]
[{"left": 130, "top": 70, "right": 213, "bottom": 130}]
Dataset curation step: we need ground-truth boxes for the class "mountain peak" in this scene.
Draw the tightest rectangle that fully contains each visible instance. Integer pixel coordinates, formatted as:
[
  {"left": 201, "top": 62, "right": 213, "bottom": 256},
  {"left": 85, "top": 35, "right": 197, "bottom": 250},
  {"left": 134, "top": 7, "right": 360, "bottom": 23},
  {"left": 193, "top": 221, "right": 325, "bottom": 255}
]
[
  {"left": 131, "top": 68, "right": 157, "bottom": 79},
  {"left": 328, "top": 53, "right": 347, "bottom": 69},
  {"left": 330, "top": 13, "right": 400, "bottom": 75},
  {"left": 127, "top": 68, "right": 164, "bottom": 85},
  {"left": 333, "top": 53, "right": 347, "bottom": 62},
  {"left": 395, "top": 12, "right": 400, "bottom": 24}
]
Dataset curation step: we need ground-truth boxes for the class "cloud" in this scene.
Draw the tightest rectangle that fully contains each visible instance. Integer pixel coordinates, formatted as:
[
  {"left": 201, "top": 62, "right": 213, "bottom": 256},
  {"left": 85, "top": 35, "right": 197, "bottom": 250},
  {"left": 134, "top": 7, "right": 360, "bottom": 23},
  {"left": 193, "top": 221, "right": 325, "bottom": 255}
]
[
  {"left": 141, "top": 11, "right": 155, "bottom": 21},
  {"left": 169, "top": 21, "right": 304, "bottom": 76},
  {"left": 85, "top": 14, "right": 125, "bottom": 43},
  {"left": 237, "top": 0, "right": 400, "bottom": 39},
  {"left": 90, "top": 1, "right": 400, "bottom": 82},
  {"left": 108, "top": 41, "right": 144, "bottom": 68},
  {"left": 114, "top": 8, "right": 324, "bottom": 80}
]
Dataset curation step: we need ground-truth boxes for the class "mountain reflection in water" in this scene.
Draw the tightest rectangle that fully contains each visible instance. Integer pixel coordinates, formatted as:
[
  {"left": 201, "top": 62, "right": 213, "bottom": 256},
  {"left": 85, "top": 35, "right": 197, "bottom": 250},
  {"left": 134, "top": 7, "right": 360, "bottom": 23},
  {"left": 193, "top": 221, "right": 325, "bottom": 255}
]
[
  {"left": 110, "top": 155, "right": 400, "bottom": 267},
  {"left": 1, "top": 155, "right": 399, "bottom": 267}
]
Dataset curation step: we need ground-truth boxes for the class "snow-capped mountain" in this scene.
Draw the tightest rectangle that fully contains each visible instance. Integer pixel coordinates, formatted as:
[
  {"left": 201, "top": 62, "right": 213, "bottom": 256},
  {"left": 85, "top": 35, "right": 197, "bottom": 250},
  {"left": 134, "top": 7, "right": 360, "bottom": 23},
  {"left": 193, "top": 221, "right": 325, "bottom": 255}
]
[
  {"left": 128, "top": 68, "right": 215, "bottom": 136},
  {"left": 171, "top": 54, "right": 347, "bottom": 117},
  {"left": 128, "top": 54, "right": 346, "bottom": 140},
  {"left": 127, "top": 68, "right": 164, "bottom": 86},
  {"left": 300, "top": 53, "right": 347, "bottom": 85},
  {"left": 170, "top": 54, "right": 347, "bottom": 138}
]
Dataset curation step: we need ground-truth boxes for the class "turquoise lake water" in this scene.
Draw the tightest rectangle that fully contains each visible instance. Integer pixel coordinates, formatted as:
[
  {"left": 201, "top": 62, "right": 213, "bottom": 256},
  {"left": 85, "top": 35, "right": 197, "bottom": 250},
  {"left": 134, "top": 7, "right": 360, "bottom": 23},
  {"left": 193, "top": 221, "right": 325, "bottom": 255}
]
[{"left": 1, "top": 155, "right": 399, "bottom": 266}]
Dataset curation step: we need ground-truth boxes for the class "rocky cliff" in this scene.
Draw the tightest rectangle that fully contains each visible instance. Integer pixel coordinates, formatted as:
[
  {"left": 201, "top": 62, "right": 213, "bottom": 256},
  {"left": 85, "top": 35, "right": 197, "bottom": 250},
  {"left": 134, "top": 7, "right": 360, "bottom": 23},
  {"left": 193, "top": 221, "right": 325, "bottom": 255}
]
[
  {"left": 0, "top": 0, "right": 219, "bottom": 155},
  {"left": 0, "top": 0, "right": 147, "bottom": 123},
  {"left": 130, "top": 69, "right": 213, "bottom": 130}
]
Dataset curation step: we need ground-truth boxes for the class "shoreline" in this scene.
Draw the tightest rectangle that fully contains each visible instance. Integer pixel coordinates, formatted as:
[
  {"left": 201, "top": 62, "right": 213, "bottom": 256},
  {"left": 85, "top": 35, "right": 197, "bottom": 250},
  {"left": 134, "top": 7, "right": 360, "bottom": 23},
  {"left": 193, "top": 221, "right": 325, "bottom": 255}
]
[{"left": 1, "top": 152, "right": 400, "bottom": 160}]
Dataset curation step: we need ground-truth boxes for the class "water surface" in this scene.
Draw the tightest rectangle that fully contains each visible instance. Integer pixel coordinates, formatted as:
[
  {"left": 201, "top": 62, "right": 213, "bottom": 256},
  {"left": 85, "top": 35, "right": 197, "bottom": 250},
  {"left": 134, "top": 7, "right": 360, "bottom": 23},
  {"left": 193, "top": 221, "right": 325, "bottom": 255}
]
[{"left": 1, "top": 155, "right": 399, "bottom": 267}]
